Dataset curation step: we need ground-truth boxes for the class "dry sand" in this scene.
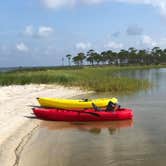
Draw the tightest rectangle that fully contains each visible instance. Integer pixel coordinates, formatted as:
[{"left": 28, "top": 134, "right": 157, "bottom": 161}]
[{"left": 0, "top": 84, "right": 89, "bottom": 166}]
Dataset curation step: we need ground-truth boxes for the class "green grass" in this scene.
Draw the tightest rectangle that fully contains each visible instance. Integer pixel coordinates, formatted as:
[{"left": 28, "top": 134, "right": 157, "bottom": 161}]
[{"left": 0, "top": 65, "right": 158, "bottom": 92}]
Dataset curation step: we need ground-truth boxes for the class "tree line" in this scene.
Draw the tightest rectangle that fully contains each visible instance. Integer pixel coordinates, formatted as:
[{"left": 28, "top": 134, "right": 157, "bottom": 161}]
[{"left": 66, "top": 47, "right": 166, "bottom": 66}]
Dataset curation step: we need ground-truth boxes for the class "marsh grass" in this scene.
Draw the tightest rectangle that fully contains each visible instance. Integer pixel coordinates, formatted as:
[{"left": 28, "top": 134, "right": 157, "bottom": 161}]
[{"left": 0, "top": 66, "right": 152, "bottom": 92}]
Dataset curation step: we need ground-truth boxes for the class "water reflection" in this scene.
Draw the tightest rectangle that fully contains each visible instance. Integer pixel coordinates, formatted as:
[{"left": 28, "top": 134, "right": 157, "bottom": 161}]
[
  {"left": 74, "top": 68, "right": 166, "bottom": 104},
  {"left": 40, "top": 120, "right": 133, "bottom": 135},
  {"left": 116, "top": 68, "right": 166, "bottom": 92}
]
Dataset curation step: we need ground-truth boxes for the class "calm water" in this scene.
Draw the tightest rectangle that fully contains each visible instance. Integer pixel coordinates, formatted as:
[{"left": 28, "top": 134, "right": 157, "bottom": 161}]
[{"left": 19, "top": 68, "right": 166, "bottom": 166}]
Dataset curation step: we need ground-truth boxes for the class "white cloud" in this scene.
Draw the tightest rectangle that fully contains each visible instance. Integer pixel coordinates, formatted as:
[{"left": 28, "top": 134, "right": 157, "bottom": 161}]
[
  {"left": 16, "top": 42, "right": 29, "bottom": 52},
  {"left": 82, "top": 0, "right": 106, "bottom": 5},
  {"left": 112, "top": 0, "right": 166, "bottom": 15},
  {"left": 141, "top": 36, "right": 166, "bottom": 48},
  {"left": 38, "top": 26, "right": 54, "bottom": 37},
  {"left": 142, "top": 35, "right": 157, "bottom": 47},
  {"left": 104, "top": 41, "right": 123, "bottom": 49},
  {"left": 23, "top": 25, "right": 54, "bottom": 38},
  {"left": 42, "top": 0, "right": 166, "bottom": 15},
  {"left": 76, "top": 42, "right": 91, "bottom": 50},
  {"left": 42, "top": 0, "right": 106, "bottom": 9},
  {"left": 24, "top": 25, "right": 34, "bottom": 36},
  {"left": 158, "top": 38, "right": 166, "bottom": 48},
  {"left": 42, "top": 0, "right": 76, "bottom": 9}
]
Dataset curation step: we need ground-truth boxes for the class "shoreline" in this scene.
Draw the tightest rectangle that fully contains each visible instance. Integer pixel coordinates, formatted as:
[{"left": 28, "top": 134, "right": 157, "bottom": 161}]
[{"left": 0, "top": 84, "right": 89, "bottom": 166}]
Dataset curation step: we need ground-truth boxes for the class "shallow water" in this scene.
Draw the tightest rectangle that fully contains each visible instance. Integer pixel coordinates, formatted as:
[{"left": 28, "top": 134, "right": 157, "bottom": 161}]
[{"left": 19, "top": 68, "right": 166, "bottom": 166}]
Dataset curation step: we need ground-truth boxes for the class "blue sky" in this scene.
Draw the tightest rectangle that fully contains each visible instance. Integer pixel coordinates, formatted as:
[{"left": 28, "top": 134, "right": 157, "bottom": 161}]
[{"left": 1, "top": 0, "right": 166, "bottom": 67}]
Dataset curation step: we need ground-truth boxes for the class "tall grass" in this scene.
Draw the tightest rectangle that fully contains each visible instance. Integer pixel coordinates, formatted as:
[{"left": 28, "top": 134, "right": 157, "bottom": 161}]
[{"left": 0, "top": 66, "right": 151, "bottom": 92}]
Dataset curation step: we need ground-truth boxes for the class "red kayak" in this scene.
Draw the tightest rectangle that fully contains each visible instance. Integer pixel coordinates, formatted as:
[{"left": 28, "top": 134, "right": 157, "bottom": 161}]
[{"left": 33, "top": 107, "right": 133, "bottom": 122}]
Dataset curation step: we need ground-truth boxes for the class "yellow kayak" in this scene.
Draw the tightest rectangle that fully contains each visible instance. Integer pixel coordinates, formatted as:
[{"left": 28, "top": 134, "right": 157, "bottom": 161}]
[{"left": 37, "top": 97, "right": 118, "bottom": 110}]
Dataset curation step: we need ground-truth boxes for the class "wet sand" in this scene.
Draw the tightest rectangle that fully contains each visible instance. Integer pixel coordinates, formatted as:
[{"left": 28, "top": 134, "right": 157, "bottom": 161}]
[{"left": 0, "top": 84, "right": 89, "bottom": 166}]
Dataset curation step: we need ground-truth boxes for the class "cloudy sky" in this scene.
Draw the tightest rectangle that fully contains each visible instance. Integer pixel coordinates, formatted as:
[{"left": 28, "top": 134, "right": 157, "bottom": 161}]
[{"left": 1, "top": 0, "right": 166, "bottom": 67}]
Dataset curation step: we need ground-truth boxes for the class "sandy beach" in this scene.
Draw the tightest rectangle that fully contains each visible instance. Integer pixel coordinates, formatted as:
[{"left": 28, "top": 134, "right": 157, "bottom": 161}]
[{"left": 0, "top": 84, "right": 88, "bottom": 166}]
